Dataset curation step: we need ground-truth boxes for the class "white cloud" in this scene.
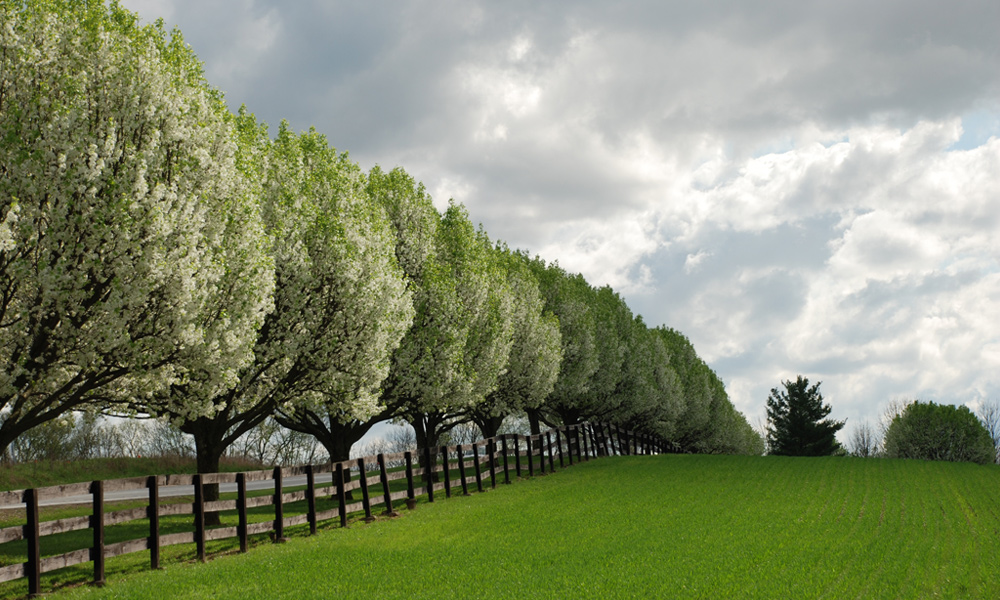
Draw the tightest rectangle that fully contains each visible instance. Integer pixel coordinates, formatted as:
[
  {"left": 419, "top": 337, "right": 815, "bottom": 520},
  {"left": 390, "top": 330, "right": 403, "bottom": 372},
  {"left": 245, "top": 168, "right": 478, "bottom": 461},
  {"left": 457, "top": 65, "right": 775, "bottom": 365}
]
[
  {"left": 623, "top": 122, "right": 1000, "bottom": 429},
  {"left": 683, "top": 251, "right": 711, "bottom": 274},
  {"left": 123, "top": 0, "right": 175, "bottom": 21},
  {"left": 507, "top": 35, "right": 533, "bottom": 62},
  {"left": 119, "top": 0, "right": 1000, "bottom": 436}
]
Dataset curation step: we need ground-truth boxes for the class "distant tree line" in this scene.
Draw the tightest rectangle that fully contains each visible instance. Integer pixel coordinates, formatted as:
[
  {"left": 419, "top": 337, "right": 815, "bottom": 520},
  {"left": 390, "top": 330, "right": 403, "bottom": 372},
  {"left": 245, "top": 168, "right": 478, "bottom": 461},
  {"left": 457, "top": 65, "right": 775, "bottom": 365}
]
[
  {"left": 0, "top": 1, "right": 763, "bottom": 469},
  {"left": 761, "top": 376, "right": 997, "bottom": 465},
  {"left": 847, "top": 399, "right": 999, "bottom": 465}
]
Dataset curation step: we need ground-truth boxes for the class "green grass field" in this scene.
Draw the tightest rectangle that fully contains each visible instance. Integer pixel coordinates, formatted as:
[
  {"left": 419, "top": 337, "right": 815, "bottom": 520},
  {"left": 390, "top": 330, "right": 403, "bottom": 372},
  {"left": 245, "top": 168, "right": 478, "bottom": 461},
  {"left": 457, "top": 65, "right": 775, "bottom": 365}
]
[{"left": 18, "top": 455, "right": 1000, "bottom": 599}]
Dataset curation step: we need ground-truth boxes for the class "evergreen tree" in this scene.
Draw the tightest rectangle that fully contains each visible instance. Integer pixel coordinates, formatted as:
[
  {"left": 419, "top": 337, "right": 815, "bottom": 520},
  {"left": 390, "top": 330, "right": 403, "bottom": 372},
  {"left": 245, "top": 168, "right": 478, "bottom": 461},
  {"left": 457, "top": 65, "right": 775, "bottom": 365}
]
[{"left": 766, "top": 376, "right": 844, "bottom": 456}]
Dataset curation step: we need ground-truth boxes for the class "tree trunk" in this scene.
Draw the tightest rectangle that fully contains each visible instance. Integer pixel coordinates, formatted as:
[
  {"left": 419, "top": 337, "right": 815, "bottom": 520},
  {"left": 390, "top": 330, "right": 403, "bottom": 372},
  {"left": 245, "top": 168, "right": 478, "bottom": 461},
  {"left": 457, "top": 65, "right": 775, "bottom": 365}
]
[
  {"left": 317, "top": 422, "right": 371, "bottom": 502},
  {"left": 476, "top": 415, "right": 505, "bottom": 440},
  {"left": 276, "top": 407, "right": 389, "bottom": 502},
  {"left": 554, "top": 407, "right": 583, "bottom": 427},
  {"left": 527, "top": 410, "right": 542, "bottom": 436},
  {"left": 409, "top": 412, "right": 448, "bottom": 482},
  {"left": 190, "top": 424, "right": 227, "bottom": 527}
]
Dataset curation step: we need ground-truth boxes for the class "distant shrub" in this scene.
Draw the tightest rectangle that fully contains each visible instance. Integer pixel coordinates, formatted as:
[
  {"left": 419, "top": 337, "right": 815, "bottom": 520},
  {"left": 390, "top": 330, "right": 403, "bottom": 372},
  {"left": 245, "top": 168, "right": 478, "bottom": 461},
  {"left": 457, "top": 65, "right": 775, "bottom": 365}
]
[{"left": 883, "top": 401, "right": 994, "bottom": 465}]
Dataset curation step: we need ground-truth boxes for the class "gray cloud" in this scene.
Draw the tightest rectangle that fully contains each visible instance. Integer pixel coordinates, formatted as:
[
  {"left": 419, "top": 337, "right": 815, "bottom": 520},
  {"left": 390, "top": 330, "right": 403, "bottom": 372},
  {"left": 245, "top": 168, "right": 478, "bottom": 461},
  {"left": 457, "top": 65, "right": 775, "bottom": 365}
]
[{"left": 123, "top": 0, "right": 1000, "bottom": 438}]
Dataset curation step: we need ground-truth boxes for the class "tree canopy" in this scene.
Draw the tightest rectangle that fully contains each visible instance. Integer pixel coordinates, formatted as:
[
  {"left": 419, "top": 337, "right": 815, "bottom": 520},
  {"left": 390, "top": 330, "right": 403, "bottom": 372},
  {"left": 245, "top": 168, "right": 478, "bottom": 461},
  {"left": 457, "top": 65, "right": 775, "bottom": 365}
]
[
  {"left": 883, "top": 401, "right": 994, "bottom": 465},
  {"left": 0, "top": 0, "right": 273, "bottom": 457},
  {"left": 465, "top": 247, "right": 562, "bottom": 438},
  {"left": 140, "top": 117, "right": 414, "bottom": 477},
  {"left": 1, "top": 0, "right": 765, "bottom": 465}
]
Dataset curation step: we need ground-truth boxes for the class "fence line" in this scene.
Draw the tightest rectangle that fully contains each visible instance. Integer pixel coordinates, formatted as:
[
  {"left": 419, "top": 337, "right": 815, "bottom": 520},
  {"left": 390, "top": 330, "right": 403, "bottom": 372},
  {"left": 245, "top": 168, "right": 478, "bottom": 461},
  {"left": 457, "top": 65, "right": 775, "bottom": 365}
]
[{"left": 0, "top": 423, "right": 672, "bottom": 596}]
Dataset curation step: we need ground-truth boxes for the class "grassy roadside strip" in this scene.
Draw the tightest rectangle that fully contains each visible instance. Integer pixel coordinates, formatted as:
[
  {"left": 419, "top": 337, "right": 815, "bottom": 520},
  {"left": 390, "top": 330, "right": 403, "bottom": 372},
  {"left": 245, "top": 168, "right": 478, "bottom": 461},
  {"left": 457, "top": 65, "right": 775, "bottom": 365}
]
[
  {"left": 40, "top": 455, "right": 1000, "bottom": 600},
  {"left": 0, "top": 457, "right": 264, "bottom": 494}
]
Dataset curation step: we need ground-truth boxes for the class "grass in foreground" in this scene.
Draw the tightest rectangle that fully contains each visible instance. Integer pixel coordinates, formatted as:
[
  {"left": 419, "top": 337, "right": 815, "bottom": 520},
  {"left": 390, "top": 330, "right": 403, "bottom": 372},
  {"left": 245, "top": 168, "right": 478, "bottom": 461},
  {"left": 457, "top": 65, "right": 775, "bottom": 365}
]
[{"left": 39, "top": 455, "right": 1000, "bottom": 599}]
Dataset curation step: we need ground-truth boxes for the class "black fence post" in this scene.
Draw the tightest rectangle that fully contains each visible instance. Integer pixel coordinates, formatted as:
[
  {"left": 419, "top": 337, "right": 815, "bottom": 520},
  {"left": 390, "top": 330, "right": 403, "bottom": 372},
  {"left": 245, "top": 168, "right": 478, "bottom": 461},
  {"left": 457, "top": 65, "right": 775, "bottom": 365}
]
[
  {"left": 148, "top": 475, "right": 161, "bottom": 567},
  {"left": 237, "top": 472, "right": 248, "bottom": 552},
  {"left": 472, "top": 442, "right": 484, "bottom": 493},
  {"left": 274, "top": 467, "right": 287, "bottom": 541},
  {"left": 193, "top": 474, "right": 206, "bottom": 562},
  {"left": 26, "top": 488, "right": 40, "bottom": 598},
  {"left": 457, "top": 445, "right": 470, "bottom": 496},
  {"left": 378, "top": 453, "right": 397, "bottom": 516},
  {"left": 358, "top": 458, "right": 375, "bottom": 522},
  {"left": 306, "top": 465, "right": 318, "bottom": 534},
  {"left": 441, "top": 446, "right": 452, "bottom": 498},
  {"left": 423, "top": 444, "right": 435, "bottom": 502},
  {"left": 336, "top": 462, "right": 348, "bottom": 527},
  {"left": 91, "top": 480, "right": 105, "bottom": 587},
  {"left": 404, "top": 451, "right": 416, "bottom": 509}
]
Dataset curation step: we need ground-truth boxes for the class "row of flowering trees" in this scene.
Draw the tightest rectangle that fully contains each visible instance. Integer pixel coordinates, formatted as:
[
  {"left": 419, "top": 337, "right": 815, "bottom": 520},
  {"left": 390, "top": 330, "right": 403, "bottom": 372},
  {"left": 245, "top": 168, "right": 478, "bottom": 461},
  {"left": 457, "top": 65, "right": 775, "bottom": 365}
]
[{"left": 0, "top": 0, "right": 763, "bottom": 473}]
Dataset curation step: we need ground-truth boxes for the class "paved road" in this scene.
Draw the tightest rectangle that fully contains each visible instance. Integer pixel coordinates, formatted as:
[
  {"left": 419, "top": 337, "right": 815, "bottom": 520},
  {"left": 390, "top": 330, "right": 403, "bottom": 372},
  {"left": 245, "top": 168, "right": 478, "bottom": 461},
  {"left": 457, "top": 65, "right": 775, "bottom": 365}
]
[{"left": 0, "top": 473, "right": 337, "bottom": 509}]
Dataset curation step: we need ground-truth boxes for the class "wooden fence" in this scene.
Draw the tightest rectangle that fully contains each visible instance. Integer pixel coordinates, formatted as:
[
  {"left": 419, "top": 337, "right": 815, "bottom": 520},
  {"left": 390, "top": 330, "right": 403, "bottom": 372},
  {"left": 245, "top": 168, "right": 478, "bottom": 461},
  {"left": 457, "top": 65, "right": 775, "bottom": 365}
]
[{"left": 0, "top": 422, "right": 670, "bottom": 596}]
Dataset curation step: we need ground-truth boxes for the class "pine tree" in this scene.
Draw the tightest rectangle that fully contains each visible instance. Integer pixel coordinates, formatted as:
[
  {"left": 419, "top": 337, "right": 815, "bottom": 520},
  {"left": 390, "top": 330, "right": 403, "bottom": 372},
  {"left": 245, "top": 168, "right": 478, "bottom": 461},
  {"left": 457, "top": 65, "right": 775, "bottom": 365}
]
[{"left": 766, "top": 376, "right": 844, "bottom": 456}]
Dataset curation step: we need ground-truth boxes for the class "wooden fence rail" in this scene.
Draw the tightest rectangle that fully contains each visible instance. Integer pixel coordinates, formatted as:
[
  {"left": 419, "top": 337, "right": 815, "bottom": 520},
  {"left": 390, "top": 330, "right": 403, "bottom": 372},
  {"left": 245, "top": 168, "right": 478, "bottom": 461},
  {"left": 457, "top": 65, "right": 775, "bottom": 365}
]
[{"left": 0, "top": 423, "right": 671, "bottom": 596}]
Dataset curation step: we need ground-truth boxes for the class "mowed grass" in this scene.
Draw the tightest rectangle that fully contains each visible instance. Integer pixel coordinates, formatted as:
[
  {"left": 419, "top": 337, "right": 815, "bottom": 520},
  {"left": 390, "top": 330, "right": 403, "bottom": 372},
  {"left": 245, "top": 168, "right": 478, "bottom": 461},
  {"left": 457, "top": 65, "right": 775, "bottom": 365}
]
[{"left": 49, "top": 455, "right": 1000, "bottom": 599}]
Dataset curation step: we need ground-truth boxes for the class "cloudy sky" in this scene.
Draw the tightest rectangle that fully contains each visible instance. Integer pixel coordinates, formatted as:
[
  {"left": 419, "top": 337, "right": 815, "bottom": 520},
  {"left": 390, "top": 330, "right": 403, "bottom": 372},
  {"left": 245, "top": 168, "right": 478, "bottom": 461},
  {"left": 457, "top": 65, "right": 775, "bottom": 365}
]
[{"left": 124, "top": 0, "right": 1000, "bottom": 439}]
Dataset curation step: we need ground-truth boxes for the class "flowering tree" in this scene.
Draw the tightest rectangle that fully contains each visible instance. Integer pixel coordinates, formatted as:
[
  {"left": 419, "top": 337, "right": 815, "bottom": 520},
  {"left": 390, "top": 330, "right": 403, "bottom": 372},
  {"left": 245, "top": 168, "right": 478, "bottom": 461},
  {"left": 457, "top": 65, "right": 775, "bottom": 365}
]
[
  {"left": 465, "top": 247, "right": 562, "bottom": 439},
  {"left": 612, "top": 320, "right": 683, "bottom": 440},
  {"left": 0, "top": 1, "right": 273, "bottom": 457},
  {"left": 526, "top": 259, "right": 600, "bottom": 433},
  {"left": 275, "top": 165, "right": 438, "bottom": 461},
  {"left": 654, "top": 326, "right": 763, "bottom": 452},
  {"left": 395, "top": 203, "right": 515, "bottom": 450},
  {"left": 145, "top": 118, "right": 413, "bottom": 479},
  {"left": 564, "top": 285, "right": 631, "bottom": 423}
]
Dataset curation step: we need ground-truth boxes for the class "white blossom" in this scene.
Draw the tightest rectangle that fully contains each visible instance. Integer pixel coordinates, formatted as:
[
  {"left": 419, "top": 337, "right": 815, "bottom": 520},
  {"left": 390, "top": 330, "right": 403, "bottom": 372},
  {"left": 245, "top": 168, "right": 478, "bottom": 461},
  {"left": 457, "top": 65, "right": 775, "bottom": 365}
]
[
  {"left": 144, "top": 115, "right": 414, "bottom": 472},
  {"left": 0, "top": 1, "right": 273, "bottom": 453},
  {"left": 466, "top": 247, "right": 562, "bottom": 435}
]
